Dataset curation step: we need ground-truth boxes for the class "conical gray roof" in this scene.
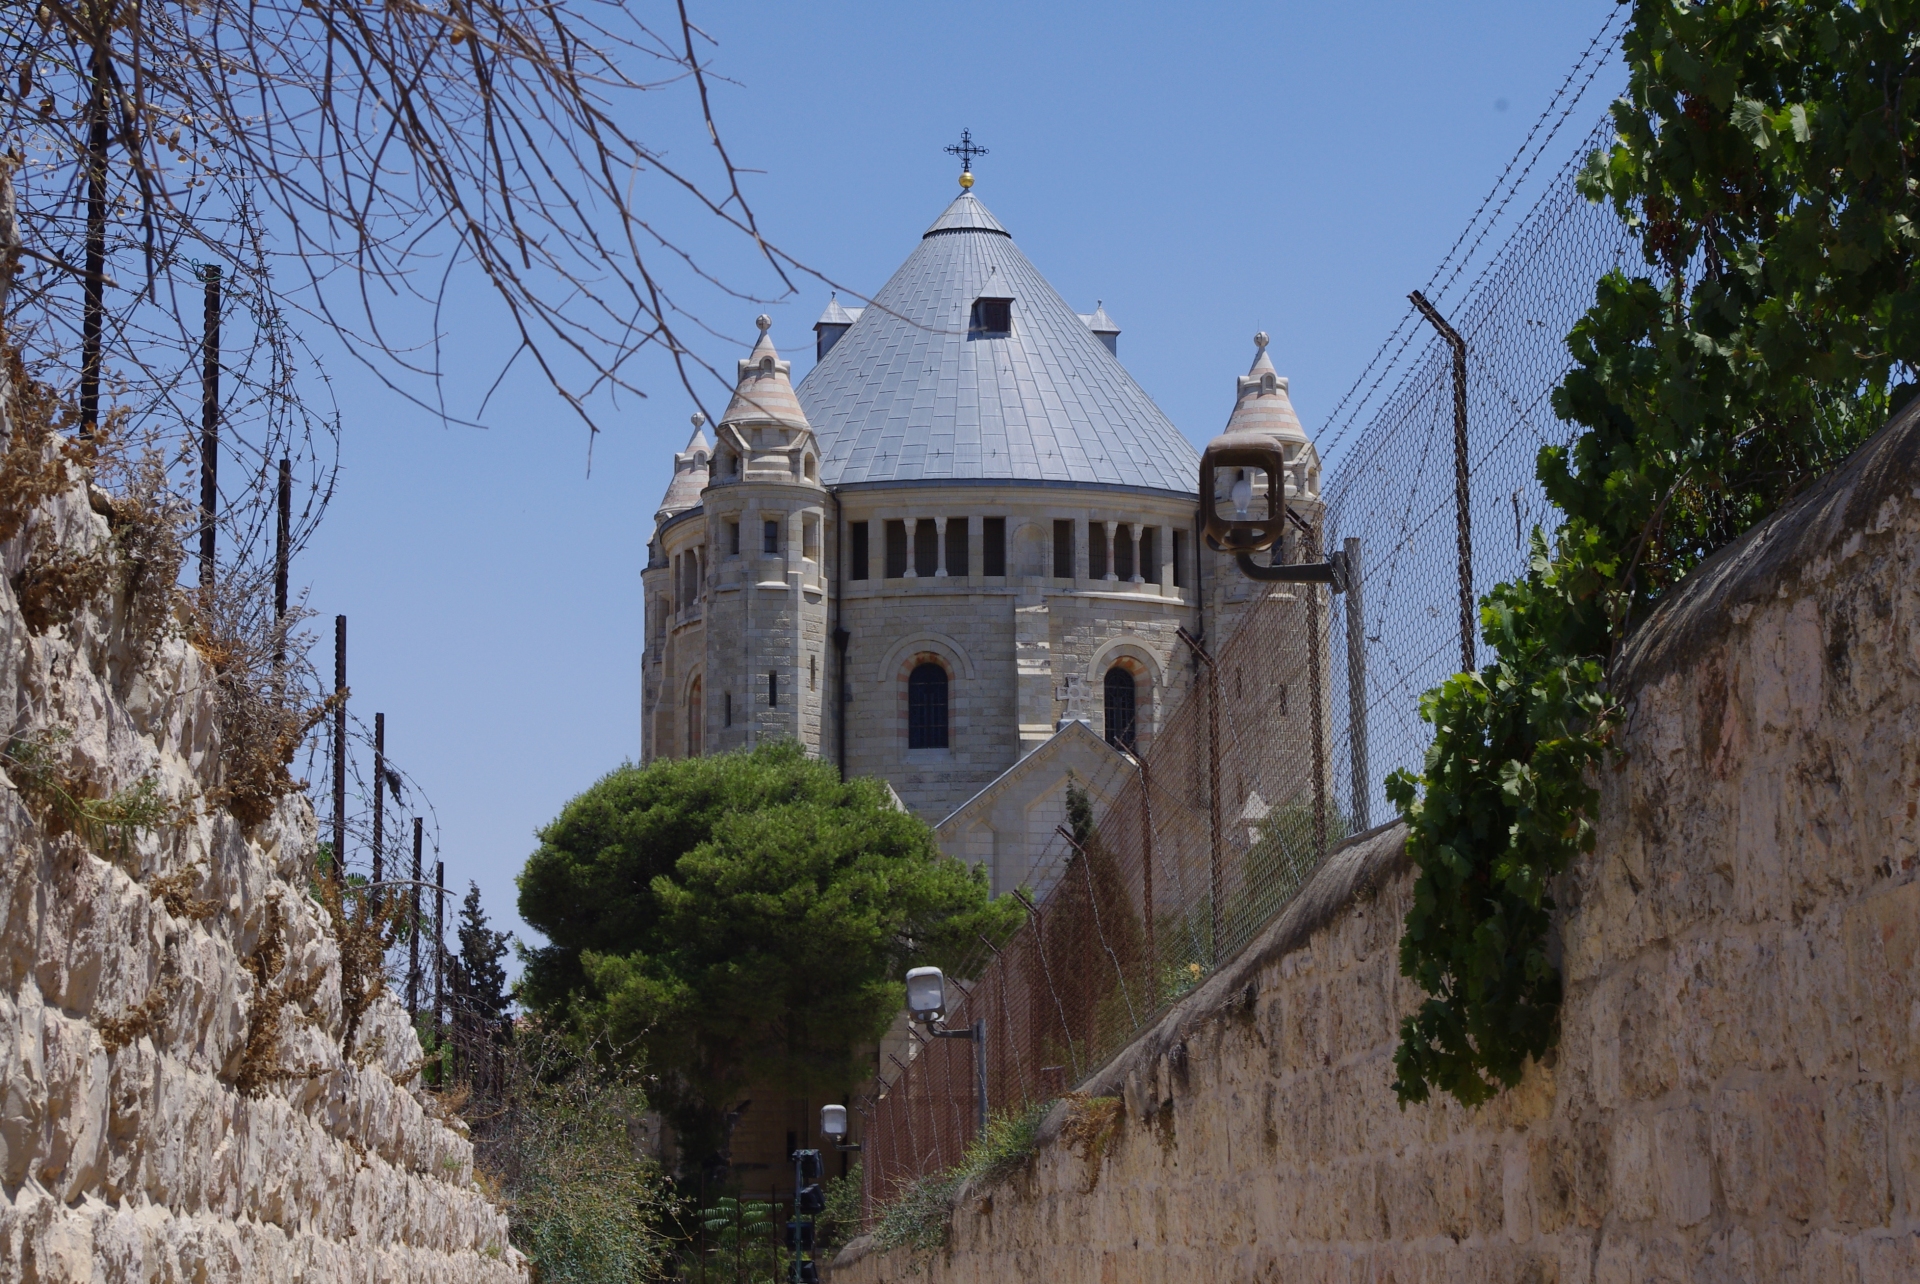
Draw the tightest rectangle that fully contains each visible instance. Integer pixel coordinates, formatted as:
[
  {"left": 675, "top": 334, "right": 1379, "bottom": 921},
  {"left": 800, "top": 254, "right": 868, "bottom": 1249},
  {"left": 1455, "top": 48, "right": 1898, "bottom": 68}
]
[{"left": 797, "top": 193, "right": 1197, "bottom": 494}]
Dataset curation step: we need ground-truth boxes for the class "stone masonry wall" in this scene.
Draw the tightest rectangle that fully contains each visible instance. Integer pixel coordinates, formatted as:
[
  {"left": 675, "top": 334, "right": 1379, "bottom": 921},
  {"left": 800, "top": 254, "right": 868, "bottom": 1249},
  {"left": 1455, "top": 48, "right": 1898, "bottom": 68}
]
[
  {"left": 832, "top": 399, "right": 1920, "bottom": 1280},
  {"left": 0, "top": 348, "right": 525, "bottom": 1274}
]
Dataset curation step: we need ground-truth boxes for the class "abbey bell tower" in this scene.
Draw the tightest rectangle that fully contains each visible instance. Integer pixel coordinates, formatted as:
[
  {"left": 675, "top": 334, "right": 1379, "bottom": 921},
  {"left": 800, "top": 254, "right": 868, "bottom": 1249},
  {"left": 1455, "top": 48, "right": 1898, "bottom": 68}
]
[{"left": 699, "top": 315, "right": 831, "bottom": 753}]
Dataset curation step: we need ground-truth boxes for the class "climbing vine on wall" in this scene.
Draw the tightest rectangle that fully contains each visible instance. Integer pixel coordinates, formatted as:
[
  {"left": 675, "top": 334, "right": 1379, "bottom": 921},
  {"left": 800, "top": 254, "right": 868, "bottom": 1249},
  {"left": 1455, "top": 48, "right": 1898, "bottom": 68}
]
[{"left": 1390, "top": 0, "right": 1920, "bottom": 1107}]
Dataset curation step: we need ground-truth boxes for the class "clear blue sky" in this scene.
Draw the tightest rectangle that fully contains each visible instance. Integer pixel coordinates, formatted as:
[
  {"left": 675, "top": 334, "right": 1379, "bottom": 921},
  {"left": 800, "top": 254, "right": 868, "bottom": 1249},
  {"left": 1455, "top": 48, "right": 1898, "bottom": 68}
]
[{"left": 289, "top": 1, "right": 1623, "bottom": 972}]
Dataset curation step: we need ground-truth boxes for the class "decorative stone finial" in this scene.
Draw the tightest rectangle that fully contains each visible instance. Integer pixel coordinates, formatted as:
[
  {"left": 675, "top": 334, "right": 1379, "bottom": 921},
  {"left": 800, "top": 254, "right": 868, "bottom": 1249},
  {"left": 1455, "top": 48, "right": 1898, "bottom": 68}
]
[
  {"left": 691, "top": 411, "right": 706, "bottom": 429},
  {"left": 1254, "top": 331, "right": 1269, "bottom": 350},
  {"left": 755, "top": 314, "right": 772, "bottom": 333}
]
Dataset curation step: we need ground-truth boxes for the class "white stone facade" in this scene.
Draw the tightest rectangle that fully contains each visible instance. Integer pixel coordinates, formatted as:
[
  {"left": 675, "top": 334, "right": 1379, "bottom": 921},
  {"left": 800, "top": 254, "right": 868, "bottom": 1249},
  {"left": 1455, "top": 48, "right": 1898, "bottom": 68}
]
[{"left": 642, "top": 191, "right": 1331, "bottom": 891}]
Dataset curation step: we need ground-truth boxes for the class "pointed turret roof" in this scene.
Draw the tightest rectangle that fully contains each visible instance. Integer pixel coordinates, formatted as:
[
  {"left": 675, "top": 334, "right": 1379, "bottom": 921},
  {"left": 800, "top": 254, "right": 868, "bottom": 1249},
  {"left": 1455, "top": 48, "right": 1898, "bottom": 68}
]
[
  {"left": 816, "top": 294, "right": 861, "bottom": 328},
  {"left": 719, "top": 316, "right": 810, "bottom": 431},
  {"left": 1222, "top": 331, "right": 1309, "bottom": 445},
  {"left": 1082, "top": 302, "right": 1120, "bottom": 336},
  {"left": 797, "top": 192, "right": 1197, "bottom": 493},
  {"left": 655, "top": 413, "right": 712, "bottom": 524}
]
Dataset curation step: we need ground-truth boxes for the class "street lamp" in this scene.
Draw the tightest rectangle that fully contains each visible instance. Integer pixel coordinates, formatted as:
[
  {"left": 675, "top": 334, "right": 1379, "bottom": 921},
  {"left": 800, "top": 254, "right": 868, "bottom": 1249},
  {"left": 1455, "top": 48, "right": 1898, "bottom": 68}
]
[
  {"left": 819, "top": 1104, "right": 860, "bottom": 1151},
  {"left": 1198, "top": 428, "right": 1342, "bottom": 587},
  {"left": 903, "top": 966, "right": 988, "bottom": 1138}
]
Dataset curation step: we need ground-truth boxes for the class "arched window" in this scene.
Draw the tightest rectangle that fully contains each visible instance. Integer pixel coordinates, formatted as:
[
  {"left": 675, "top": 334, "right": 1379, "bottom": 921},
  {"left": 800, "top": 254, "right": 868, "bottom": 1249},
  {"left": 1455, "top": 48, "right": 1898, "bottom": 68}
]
[
  {"left": 908, "top": 663, "right": 949, "bottom": 749},
  {"left": 1104, "top": 665, "right": 1137, "bottom": 751},
  {"left": 687, "top": 677, "right": 703, "bottom": 757}
]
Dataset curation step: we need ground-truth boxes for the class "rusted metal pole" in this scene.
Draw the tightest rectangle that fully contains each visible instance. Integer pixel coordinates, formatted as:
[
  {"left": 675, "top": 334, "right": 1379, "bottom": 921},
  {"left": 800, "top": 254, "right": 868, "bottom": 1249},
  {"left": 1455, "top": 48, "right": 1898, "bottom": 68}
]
[
  {"left": 371, "top": 712, "right": 385, "bottom": 892},
  {"left": 1177, "top": 626, "right": 1221, "bottom": 963},
  {"left": 433, "top": 858, "right": 446, "bottom": 1050},
  {"left": 1343, "top": 537, "right": 1371, "bottom": 830},
  {"left": 274, "top": 459, "right": 290, "bottom": 668},
  {"left": 1410, "top": 290, "right": 1475, "bottom": 673},
  {"left": 1138, "top": 756, "right": 1155, "bottom": 984},
  {"left": 79, "top": 46, "right": 108, "bottom": 439},
  {"left": 332, "top": 615, "right": 346, "bottom": 878},
  {"left": 198, "top": 266, "right": 221, "bottom": 594},
  {"left": 408, "top": 817, "right": 423, "bottom": 1021}
]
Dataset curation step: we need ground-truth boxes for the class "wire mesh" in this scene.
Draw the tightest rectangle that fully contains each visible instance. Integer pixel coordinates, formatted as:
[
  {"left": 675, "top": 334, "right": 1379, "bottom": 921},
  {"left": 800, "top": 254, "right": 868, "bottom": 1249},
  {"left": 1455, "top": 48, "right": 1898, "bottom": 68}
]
[
  {"left": 855, "top": 105, "right": 1646, "bottom": 1223},
  {"left": 1322, "top": 115, "right": 1636, "bottom": 828}
]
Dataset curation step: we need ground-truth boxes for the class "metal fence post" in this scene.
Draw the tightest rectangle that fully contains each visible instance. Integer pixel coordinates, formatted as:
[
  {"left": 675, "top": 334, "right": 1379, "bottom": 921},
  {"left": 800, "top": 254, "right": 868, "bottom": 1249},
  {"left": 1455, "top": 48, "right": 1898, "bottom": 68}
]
[
  {"left": 273, "top": 459, "right": 290, "bottom": 671},
  {"left": 408, "top": 817, "right": 423, "bottom": 1020},
  {"left": 371, "top": 712, "right": 385, "bottom": 891},
  {"left": 332, "top": 615, "right": 346, "bottom": 876},
  {"left": 198, "top": 264, "right": 220, "bottom": 595},
  {"left": 974, "top": 1018, "right": 987, "bottom": 1140},
  {"left": 433, "top": 858, "right": 446, "bottom": 1051},
  {"left": 1343, "top": 536, "right": 1370, "bottom": 830},
  {"left": 1410, "top": 289, "right": 1475, "bottom": 673}
]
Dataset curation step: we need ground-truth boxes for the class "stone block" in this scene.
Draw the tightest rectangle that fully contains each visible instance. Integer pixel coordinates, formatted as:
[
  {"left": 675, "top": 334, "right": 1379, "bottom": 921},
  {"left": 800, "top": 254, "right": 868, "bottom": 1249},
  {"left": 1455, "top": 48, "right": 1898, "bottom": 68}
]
[
  {"left": 1843, "top": 879, "right": 1920, "bottom": 1078},
  {"left": 1825, "top": 1079, "right": 1893, "bottom": 1226}
]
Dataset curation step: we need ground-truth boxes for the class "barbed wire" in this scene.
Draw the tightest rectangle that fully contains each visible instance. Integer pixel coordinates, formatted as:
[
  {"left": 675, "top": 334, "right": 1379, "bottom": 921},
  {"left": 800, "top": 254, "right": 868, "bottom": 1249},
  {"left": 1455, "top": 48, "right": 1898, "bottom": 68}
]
[{"left": 1316, "top": 5, "right": 1624, "bottom": 468}]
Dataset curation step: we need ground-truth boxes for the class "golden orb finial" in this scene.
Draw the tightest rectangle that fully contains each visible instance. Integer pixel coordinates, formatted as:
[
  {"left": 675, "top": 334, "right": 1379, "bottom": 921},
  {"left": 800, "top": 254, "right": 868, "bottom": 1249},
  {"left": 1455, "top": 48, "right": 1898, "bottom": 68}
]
[{"left": 958, "top": 170, "right": 974, "bottom": 190}]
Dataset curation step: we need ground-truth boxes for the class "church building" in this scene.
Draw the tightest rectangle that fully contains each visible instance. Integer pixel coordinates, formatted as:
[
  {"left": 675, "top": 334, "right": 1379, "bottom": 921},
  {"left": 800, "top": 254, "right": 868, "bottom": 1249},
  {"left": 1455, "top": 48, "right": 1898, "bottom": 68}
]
[{"left": 641, "top": 173, "right": 1325, "bottom": 895}]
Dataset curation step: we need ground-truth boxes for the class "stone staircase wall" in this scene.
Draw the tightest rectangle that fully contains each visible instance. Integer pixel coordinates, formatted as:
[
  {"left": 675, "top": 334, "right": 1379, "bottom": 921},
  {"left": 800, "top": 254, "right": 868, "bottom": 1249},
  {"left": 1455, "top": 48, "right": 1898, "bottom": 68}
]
[{"left": 0, "top": 319, "right": 525, "bottom": 1281}]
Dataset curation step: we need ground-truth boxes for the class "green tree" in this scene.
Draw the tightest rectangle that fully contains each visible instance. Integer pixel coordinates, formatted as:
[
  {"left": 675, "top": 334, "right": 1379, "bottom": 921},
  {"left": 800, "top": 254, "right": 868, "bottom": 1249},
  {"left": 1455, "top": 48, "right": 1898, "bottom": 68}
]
[
  {"left": 517, "top": 742, "right": 1022, "bottom": 1178},
  {"left": 458, "top": 881, "right": 514, "bottom": 1031},
  {"left": 1391, "top": 0, "right": 1918, "bottom": 1108}
]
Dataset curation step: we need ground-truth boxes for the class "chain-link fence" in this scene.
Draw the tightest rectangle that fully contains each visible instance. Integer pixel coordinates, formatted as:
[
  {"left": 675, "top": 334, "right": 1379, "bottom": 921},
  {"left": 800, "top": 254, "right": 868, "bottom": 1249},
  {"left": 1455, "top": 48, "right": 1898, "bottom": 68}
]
[
  {"left": 855, "top": 56, "right": 1647, "bottom": 1218},
  {"left": 1322, "top": 112, "right": 1637, "bottom": 831}
]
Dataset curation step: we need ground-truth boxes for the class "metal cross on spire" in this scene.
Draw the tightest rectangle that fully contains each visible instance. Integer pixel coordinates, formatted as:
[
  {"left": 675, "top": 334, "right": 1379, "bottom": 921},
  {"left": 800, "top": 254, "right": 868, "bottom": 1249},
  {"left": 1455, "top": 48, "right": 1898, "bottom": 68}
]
[{"left": 945, "top": 129, "right": 989, "bottom": 182}]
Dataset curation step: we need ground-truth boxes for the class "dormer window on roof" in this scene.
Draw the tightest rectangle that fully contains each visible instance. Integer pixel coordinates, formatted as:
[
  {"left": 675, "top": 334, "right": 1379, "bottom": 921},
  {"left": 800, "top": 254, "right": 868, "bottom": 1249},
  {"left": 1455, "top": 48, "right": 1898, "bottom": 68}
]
[{"left": 969, "top": 296, "right": 1013, "bottom": 337}]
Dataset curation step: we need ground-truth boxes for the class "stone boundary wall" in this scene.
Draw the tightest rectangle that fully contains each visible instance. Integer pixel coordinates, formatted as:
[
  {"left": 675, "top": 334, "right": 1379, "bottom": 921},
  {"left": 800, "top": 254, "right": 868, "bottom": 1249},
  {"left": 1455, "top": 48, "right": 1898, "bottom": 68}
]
[
  {"left": 833, "top": 402, "right": 1920, "bottom": 1281},
  {"left": 0, "top": 301, "right": 525, "bottom": 1277}
]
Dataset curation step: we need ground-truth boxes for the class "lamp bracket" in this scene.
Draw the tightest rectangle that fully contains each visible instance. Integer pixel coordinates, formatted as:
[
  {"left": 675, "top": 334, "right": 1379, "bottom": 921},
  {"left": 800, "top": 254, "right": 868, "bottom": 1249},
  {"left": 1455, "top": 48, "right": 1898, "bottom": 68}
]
[{"left": 1234, "top": 551, "right": 1348, "bottom": 589}]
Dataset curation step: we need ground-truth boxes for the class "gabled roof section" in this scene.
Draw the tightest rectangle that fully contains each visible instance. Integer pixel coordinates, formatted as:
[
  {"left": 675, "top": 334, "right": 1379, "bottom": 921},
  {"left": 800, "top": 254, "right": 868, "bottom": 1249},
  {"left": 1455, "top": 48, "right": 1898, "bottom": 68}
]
[{"left": 798, "top": 193, "right": 1199, "bottom": 493}]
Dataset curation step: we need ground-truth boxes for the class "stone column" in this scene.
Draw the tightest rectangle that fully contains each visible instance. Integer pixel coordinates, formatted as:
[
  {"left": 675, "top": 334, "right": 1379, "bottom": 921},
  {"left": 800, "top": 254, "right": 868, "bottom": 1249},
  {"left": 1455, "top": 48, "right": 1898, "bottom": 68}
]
[
  {"left": 1128, "top": 523, "right": 1145, "bottom": 584},
  {"left": 904, "top": 517, "right": 919, "bottom": 578},
  {"left": 1103, "top": 520, "right": 1118, "bottom": 582},
  {"left": 935, "top": 516, "right": 949, "bottom": 577}
]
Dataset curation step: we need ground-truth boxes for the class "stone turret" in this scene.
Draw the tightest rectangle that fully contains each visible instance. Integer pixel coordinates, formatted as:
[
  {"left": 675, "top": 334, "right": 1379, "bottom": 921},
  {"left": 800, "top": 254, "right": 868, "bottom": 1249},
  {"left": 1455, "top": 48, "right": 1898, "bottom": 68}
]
[
  {"left": 655, "top": 413, "right": 712, "bottom": 526},
  {"left": 701, "top": 317, "right": 830, "bottom": 753},
  {"left": 1217, "top": 331, "right": 1324, "bottom": 562}
]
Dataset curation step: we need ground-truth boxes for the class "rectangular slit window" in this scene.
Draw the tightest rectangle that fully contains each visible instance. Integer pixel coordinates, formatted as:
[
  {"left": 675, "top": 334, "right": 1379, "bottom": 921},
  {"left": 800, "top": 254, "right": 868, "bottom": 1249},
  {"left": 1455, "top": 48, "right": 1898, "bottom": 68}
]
[
  {"left": 1089, "top": 523, "right": 1108, "bottom": 579},
  {"left": 1053, "top": 520, "right": 1075, "bottom": 579},
  {"left": 768, "top": 672, "right": 779, "bottom": 708},
  {"left": 1172, "top": 529, "right": 1186, "bottom": 587},
  {"left": 946, "top": 517, "right": 969, "bottom": 577},
  {"left": 763, "top": 520, "right": 780, "bottom": 555},
  {"left": 810, "top": 654, "right": 817, "bottom": 690},
  {"left": 725, "top": 692, "right": 733, "bottom": 726},
  {"left": 885, "top": 520, "right": 908, "bottom": 578},
  {"left": 728, "top": 522, "right": 741, "bottom": 556},
  {"left": 1140, "top": 527, "right": 1157, "bottom": 582},
  {"left": 850, "top": 521, "right": 870, "bottom": 580},
  {"left": 1115, "top": 526, "right": 1135, "bottom": 580},
  {"left": 982, "top": 517, "right": 1006, "bottom": 577}
]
